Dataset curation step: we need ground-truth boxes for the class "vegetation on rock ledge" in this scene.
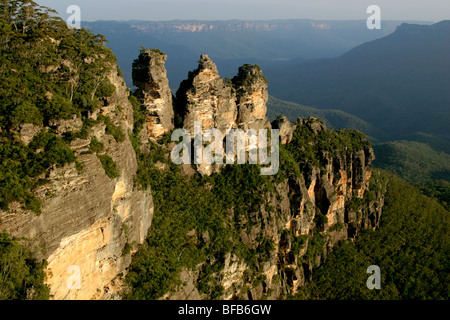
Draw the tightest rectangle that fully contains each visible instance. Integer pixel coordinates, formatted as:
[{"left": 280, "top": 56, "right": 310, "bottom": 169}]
[
  {"left": 296, "top": 171, "right": 449, "bottom": 300},
  {"left": 0, "top": 231, "right": 50, "bottom": 300},
  {"left": 0, "top": 0, "right": 121, "bottom": 213}
]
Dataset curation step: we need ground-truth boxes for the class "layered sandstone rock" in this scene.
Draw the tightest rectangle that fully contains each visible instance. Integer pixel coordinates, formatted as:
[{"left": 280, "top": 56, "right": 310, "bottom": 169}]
[
  {"left": 175, "top": 56, "right": 272, "bottom": 135},
  {"left": 176, "top": 54, "right": 237, "bottom": 135},
  {"left": 174, "top": 56, "right": 274, "bottom": 176},
  {"left": 15, "top": 123, "right": 42, "bottom": 146},
  {"left": 233, "top": 64, "right": 271, "bottom": 131},
  {"left": 161, "top": 117, "right": 383, "bottom": 300},
  {"left": 132, "top": 49, "right": 174, "bottom": 140},
  {"left": 0, "top": 66, "right": 153, "bottom": 300}
]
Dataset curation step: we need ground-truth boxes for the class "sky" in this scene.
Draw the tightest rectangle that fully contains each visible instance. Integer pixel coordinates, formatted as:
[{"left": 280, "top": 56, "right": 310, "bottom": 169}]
[{"left": 36, "top": 0, "right": 449, "bottom": 22}]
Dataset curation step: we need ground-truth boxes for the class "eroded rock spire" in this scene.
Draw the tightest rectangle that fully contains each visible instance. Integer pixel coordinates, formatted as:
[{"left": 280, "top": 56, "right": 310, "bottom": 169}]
[
  {"left": 132, "top": 48, "right": 174, "bottom": 140},
  {"left": 176, "top": 54, "right": 238, "bottom": 136},
  {"left": 232, "top": 64, "right": 271, "bottom": 131}
]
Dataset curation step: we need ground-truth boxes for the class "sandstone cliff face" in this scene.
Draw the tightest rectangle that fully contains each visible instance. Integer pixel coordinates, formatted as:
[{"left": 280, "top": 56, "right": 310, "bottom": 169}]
[
  {"left": 0, "top": 67, "right": 153, "bottom": 300},
  {"left": 133, "top": 49, "right": 174, "bottom": 140},
  {"left": 233, "top": 64, "right": 271, "bottom": 131},
  {"left": 132, "top": 54, "right": 383, "bottom": 301},
  {"left": 271, "top": 143, "right": 381, "bottom": 297},
  {"left": 172, "top": 56, "right": 273, "bottom": 176},
  {"left": 129, "top": 21, "right": 333, "bottom": 33},
  {"left": 175, "top": 56, "right": 271, "bottom": 135},
  {"left": 161, "top": 118, "right": 383, "bottom": 300},
  {"left": 1, "top": 49, "right": 383, "bottom": 301},
  {"left": 176, "top": 55, "right": 237, "bottom": 136}
]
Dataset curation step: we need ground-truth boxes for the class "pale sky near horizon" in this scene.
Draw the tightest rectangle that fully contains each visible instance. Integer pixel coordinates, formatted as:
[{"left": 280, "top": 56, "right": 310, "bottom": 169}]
[{"left": 35, "top": 0, "right": 449, "bottom": 22}]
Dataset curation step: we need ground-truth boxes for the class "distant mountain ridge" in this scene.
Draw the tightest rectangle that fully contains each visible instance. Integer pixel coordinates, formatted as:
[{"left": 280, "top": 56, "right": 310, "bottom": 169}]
[
  {"left": 84, "top": 19, "right": 418, "bottom": 87},
  {"left": 266, "top": 20, "right": 450, "bottom": 141},
  {"left": 124, "top": 19, "right": 414, "bottom": 33},
  {"left": 86, "top": 19, "right": 450, "bottom": 189}
]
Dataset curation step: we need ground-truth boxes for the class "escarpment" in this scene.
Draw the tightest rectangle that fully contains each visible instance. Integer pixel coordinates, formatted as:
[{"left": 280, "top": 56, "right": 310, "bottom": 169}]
[
  {"left": 125, "top": 53, "right": 386, "bottom": 300},
  {"left": 1, "top": 65, "right": 153, "bottom": 300},
  {"left": 156, "top": 118, "right": 384, "bottom": 300},
  {"left": 1, "top": 41, "right": 385, "bottom": 301}
]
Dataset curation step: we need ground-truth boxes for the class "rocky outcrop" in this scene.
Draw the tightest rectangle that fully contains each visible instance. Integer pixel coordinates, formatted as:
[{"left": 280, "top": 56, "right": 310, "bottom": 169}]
[
  {"left": 132, "top": 49, "right": 174, "bottom": 140},
  {"left": 15, "top": 123, "right": 42, "bottom": 146},
  {"left": 0, "top": 66, "right": 153, "bottom": 300},
  {"left": 49, "top": 117, "right": 83, "bottom": 135},
  {"left": 222, "top": 133, "right": 383, "bottom": 299},
  {"left": 160, "top": 116, "right": 384, "bottom": 300},
  {"left": 233, "top": 64, "right": 271, "bottom": 131},
  {"left": 159, "top": 56, "right": 383, "bottom": 300},
  {"left": 176, "top": 54, "right": 237, "bottom": 136},
  {"left": 272, "top": 115, "right": 296, "bottom": 144},
  {"left": 297, "top": 117, "right": 327, "bottom": 135},
  {"left": 173, "top": 56, "right": 274, "bottom": 176},
  {"left": 175, "top": 56, "right": 272, "bottom": 135}
]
